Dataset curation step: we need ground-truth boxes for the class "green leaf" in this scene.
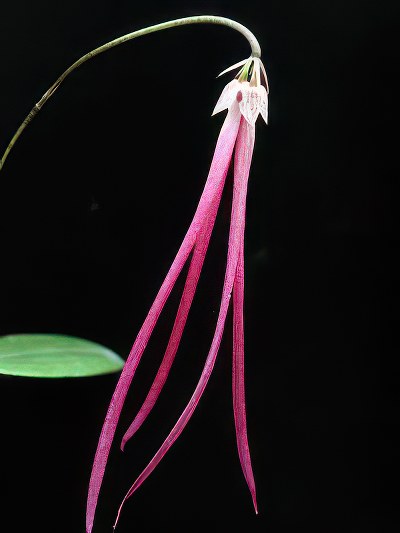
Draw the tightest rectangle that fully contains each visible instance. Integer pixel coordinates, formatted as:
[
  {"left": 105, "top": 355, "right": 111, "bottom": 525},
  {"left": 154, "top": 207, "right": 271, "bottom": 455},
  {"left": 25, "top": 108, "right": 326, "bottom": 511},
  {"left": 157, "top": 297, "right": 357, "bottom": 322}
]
[{"left": 0, "top": 334, "right": 125, "bottom": 378}]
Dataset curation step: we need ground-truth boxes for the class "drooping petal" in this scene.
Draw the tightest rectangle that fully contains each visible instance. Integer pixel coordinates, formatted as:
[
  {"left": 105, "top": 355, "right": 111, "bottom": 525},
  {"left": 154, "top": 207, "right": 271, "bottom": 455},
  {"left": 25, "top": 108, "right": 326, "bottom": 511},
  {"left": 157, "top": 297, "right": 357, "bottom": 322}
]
[
  {"left": 121, "top": 167, "right": 225, "bottom": 450},
  {"left": 256, "top": 58, "right": 269, "bottom": 93},
  {"left": 212, "top": 79, "right": 241, "bottom": 116},
  {"left": 86, "top": 104, "right": 242, "bottom": 533},
  {"left": 232, "top": 117, "right": 258, "bottom": 514},
  {"left": 253, "top": 58, "right": 261, "bottom": 88},
  {"left": 217, "top": 57, "right": 249, "bottom": 78},
  {"left": 113, "top": 114, "right": 254, "bottom": 528}
]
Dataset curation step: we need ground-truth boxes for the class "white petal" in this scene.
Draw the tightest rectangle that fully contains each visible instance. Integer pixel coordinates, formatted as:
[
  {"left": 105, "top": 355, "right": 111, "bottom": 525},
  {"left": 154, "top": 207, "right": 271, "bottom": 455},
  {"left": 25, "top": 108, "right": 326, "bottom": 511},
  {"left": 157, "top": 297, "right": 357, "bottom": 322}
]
[
  {"left": 258, "top": 58, "right": 269, "bottom": 93},
  {"left": 235, "top": 64, "right": 246, "bottom": 80},
  {"left": 253, "top": 59, "right": 261, "bottom": 87},
  {"left": 217, "top": 58, "right": 249, "bottom": 78},
  {"left": 212, "top": 79, "right": 240, "bottom": 116},
  {"left": 259, "top": 85, "right": 269, "bottom": 124}
]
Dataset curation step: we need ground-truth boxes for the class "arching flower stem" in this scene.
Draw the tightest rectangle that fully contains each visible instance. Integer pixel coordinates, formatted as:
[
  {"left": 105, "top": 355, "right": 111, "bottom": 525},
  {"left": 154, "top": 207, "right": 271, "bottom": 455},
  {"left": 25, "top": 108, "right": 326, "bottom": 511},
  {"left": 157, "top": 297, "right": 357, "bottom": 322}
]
[{"left": 0, "top": 16, "right": 260, "bottom": 173}]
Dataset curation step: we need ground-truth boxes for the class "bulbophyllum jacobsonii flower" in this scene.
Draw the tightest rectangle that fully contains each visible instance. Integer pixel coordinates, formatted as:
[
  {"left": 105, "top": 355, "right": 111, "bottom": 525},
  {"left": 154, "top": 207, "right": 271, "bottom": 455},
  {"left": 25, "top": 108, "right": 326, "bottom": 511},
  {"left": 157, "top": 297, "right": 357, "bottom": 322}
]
[
  {"left": 86, "top": 55, "right": 268, "bottom": 532},
  {"left": 0, "top": 14, "right": 269, "bottom": 533}
]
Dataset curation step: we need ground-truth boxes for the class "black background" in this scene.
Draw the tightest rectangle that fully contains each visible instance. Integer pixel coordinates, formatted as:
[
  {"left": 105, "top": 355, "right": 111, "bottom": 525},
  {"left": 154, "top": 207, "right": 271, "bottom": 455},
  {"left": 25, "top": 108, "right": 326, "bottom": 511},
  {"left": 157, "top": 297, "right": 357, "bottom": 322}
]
[{"left": 0, "top": 1, "right": 397, "bottom": 532}]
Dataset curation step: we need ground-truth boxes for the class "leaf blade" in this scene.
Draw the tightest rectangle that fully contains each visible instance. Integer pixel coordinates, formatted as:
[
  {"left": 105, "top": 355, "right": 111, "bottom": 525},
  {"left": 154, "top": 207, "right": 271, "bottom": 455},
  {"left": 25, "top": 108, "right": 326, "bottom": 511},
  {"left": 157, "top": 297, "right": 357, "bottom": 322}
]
[{"left": 0, "top": 334, "right": 124, "bottom": 378}]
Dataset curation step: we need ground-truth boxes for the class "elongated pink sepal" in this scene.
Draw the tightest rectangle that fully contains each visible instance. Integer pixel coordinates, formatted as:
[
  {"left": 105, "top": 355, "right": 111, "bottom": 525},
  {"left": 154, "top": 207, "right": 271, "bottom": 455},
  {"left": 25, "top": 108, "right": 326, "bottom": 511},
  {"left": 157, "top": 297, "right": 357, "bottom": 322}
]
[
  {"left": 113, "top": 115, "right": 254, "bottom": 528},
  {"left": 86, "top": 104, "right": 242, "bottom": 533},
  {"left": 231, "top": 114, "right": 257, "bottom": 514},
  {"left": 121, "top": 172, "right": 225, "bottom": 449}
]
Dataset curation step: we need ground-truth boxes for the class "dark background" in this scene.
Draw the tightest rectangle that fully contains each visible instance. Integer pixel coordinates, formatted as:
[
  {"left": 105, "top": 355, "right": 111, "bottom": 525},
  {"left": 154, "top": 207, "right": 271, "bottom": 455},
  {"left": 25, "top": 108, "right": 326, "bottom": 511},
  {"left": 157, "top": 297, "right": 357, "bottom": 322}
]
[{"left": 0, "top": 1, "right": 397, "bottom": 532}]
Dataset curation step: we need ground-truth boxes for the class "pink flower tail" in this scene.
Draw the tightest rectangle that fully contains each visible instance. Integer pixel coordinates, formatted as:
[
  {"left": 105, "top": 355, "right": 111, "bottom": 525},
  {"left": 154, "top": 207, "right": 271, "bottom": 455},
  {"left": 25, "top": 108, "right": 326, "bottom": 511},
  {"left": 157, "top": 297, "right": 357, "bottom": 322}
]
[
  {"left": 113, "top": 116, "right": 254, "bottom": 528},
  {"left": 232, "top": 117, "right": 258, "bottom": 514},
  {"left": 86, "top": 106, "right": 241, "bottom": 533},
  {"left": 233, "top": 247, "right": 258, "bottom": 514},
  {"left": 121, "top": 185, "right": 223, "bottom": 450}
]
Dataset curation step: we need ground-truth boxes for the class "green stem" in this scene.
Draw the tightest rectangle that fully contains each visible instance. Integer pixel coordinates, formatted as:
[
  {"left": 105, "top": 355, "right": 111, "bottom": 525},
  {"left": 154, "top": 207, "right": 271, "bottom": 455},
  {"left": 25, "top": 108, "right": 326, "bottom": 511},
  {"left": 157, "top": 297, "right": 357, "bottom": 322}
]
[{"left": 0, "top": 15, "right": 261, "bottom": 172}]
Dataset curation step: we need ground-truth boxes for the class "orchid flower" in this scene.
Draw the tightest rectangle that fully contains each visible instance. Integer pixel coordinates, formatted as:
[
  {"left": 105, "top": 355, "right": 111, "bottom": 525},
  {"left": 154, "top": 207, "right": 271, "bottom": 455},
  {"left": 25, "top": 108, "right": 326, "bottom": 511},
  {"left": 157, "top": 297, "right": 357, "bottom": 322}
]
[
  {"left": 86, "top": 54, "right": 268, "bottom": 532},
  {"left": 0, "top": 13, "right": 268, "bottom": 533}
]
